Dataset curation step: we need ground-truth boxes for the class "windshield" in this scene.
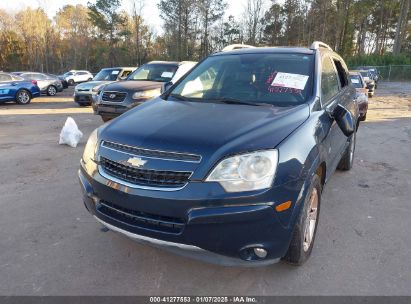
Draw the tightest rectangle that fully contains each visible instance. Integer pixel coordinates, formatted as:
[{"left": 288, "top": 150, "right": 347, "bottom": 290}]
[
  {"left": 93, "top": 69, "right": 121, "bottom": 81},
  {"left": 64, "top": 72, "right": 74, "bottom": 76},
  {"left": 360, "top": 71, "right": 369, "bottom": 77},
  {"left": 168, "top": 53, "right": 314, "bottom": 106},
  {"left": 349, "top": 75, "right": 363, "bottom": 88},
  {"left": 127, "top": 64, "right": 178, "bottom": 82}
]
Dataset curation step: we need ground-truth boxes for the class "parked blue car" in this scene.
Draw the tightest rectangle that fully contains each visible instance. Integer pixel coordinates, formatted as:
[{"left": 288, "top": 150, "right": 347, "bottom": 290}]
[
  {"left": 0, "top": 72, "right": 40, "bottom": 105},
  {"left": 79, "top": 42, "right": 358, "bottom": 266}
]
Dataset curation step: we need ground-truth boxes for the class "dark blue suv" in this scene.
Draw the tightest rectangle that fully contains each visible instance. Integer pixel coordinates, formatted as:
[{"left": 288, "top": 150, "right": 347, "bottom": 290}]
[{"left": 79, "top": 42, "right": 358, "bottom": 266}]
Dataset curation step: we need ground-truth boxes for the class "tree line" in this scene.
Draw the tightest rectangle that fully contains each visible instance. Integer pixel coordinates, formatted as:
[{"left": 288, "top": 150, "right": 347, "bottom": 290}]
[{"left": 0, "top": 0, "right": 410, "bottom": 73}]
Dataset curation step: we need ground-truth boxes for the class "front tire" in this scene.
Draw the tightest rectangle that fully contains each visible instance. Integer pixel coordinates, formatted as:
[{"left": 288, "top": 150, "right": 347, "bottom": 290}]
[
  {"left": 15, "top": 89, "right": 32, "bottom": 105},
  {"left": 282, "top": 174, "right": 321, "bottom": 265},
  {"left": 68, "top": 79, "right": 75, "bottom": 86},
  {"left": 337, "top": 131, "right": 356, "bottom": 171},
  {"left": 47, "top": 85, "right": 57, "bottom": 96}
]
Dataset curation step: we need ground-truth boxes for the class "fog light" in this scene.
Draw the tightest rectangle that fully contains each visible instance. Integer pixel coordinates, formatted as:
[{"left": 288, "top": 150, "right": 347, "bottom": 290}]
[{"left": 253, "top": 248, "right": 267, "bottom": 259}]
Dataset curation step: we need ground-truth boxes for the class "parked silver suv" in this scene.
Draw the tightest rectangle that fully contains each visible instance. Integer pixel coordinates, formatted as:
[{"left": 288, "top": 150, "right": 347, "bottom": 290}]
[{"left": 74, "top": 67, "right": 136, "bottom": 106}]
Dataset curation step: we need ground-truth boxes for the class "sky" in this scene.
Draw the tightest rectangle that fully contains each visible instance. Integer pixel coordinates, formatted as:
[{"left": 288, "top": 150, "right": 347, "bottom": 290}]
[{"left": 0, "top": 0, "right": 256, "bottom": 34}]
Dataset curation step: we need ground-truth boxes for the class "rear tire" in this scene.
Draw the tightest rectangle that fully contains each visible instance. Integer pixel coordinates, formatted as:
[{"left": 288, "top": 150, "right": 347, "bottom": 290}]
[
  {"left": 337, "top": 131, "right": 356, "bottom": 171},
  {"left": 282, "top": 174, "right": 321, "bottom": 265},
  {"left": 47, "top": 85, "right": 57, "bottom": 96},
  {"left": 15, "top": 89, "right": 32, "bottom": 105}
]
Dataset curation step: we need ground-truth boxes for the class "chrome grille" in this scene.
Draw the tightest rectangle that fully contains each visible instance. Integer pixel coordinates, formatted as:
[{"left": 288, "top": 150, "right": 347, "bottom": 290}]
[
  {"left": 102, "top": 141, "right": 201, "bottom": 163},
  {"left": 99, "top": 157, "right": 191, "bottom": 188},
  {"left": 102, "top": 91, "right": 127, "bottom": 102}
]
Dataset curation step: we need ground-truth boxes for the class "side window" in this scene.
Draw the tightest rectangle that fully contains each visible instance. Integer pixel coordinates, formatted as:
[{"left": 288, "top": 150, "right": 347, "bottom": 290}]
[
  {"left": 35, "top": 74, "right": 45, "bottom": 80},
  {"left": 0, "top": 74, "right": 12, "bottom": 82},
  {"left": 24, "top": 74, "right": 35, "bottom": 80},
  {"left": 333, "top": 59, "right": 348, "bottom": 88},
  {"left": 120, "top": 70, "right": 132, "bottom": 79},
  {"left": 321, "top": 56, "right": 339, "bottom": 103}
]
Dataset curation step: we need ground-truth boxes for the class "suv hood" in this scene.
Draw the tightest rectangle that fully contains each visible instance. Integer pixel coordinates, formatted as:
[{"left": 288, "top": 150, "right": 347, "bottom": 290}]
[
  {"left": 102, "top": 80, "right": 163, "bottom": 92},
  {"left": 100, "top": 98, "right": 310, "bottom": 172},
  {"left": 76, "top": 81, "right": 114, "bottom": 91}
]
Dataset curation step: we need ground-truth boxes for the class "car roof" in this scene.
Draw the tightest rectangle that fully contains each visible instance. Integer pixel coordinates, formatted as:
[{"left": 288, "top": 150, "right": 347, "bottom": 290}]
[
  {"left": 101, "top": 67, "right": 136, "bottom": 70},
  {"left": 148, "top": 61, "right": 179, "bottom": 66},
  {"left": 212, "top": 46, "right": 315, "bottom": 56}
]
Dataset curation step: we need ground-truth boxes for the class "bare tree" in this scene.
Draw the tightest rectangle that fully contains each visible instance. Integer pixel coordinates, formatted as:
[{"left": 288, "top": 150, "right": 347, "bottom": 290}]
[
  {"left": 393, "top": 0, "right": 410, "bottom": 54},
  {"left": 130, "top": 0, "right": 145, "bottom": 65},
  {"left": 243, "top": 0, "right": 265, "bottom": 45}
]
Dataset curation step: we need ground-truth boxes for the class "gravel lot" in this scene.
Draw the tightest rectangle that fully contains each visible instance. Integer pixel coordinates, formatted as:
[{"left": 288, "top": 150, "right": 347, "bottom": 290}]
[{"left": 0, "top": 83, "right": 410, "bottom": 295}]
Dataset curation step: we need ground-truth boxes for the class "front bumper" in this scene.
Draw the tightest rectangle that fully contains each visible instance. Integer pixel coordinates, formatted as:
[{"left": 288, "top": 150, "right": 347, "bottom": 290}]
[
  {"left": 74, "top": 92, "right": 93, "bottom": 105},
  {"left": 93, "top": 101, "right": 144, "bottom": 118},
  {"left": 78, "top": 164, "right": 304, "bottom": 266},
  {"left": 358, "top": 100, "right": 368, "bottom": 119}
]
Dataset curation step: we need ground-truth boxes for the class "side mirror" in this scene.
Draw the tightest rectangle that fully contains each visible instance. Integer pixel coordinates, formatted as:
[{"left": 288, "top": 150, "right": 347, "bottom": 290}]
[
  {"left": 333, "top": 104, "right": 355, "bottom": 137},
  {"left": 161, "top": 81, "right": 173, "bottom": 94}
]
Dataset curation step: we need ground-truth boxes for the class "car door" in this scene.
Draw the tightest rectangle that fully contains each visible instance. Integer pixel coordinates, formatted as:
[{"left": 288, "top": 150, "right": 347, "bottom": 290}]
[
  {"left": 320, "top": 54, "right": 348, "bottom": 175},
  {"left": 78, "top": 72, "right": 89, "bottom": 82},
  {"left": 0, "top": 73, "right": 15, "bottom": 101}
]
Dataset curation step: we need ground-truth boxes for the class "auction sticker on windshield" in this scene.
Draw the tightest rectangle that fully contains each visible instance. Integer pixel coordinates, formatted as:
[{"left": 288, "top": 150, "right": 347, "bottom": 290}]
[
  {"left": 161, "top": 72, "right": 174, "bottom": 78},
  {"left": 271, "top": 72, "right": 309, "bottom": 90}
]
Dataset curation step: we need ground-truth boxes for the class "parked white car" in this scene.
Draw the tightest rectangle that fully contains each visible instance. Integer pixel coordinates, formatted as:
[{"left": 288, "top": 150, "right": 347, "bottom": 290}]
[{"left": 62, "top": 70, "right": 93, "bottom": 86}]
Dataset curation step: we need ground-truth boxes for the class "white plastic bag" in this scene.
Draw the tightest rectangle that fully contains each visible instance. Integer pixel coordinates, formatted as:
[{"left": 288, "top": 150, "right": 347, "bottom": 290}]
[{"left": 59, "top": 117, "right": 83, "bottom": 148}]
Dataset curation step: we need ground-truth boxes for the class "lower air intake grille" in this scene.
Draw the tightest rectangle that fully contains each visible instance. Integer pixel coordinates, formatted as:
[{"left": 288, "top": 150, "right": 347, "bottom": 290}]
[{"left": 97, "top": 200, "right": 185, "bottom": 234}]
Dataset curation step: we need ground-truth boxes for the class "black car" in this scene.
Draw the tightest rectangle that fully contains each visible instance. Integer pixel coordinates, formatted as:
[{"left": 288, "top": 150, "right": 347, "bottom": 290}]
[
  {"left": 79, "top": 41, "right": 358, "bottom": 266},
  {"left": 93, "top": 61, "right": 196, "bottom": 122},
  {"left": 56, "top": 75, "right": 69, "bottom": 89}
]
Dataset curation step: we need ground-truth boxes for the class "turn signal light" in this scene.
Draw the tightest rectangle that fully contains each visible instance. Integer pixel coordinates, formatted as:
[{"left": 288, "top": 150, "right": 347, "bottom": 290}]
[{"left": 275, "top": 200, "right": 292, "bottom": 212}]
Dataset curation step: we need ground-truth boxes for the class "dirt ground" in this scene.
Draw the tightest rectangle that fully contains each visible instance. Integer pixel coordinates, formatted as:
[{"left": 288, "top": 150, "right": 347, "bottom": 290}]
[{"left": 0, "top": 83, "right": 410, "bottom": 295}]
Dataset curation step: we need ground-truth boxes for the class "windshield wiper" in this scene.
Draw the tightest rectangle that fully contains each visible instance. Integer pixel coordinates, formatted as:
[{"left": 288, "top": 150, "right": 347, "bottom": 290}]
[{"left": 209, "top": 98, "right": 272, "bottom": 107}]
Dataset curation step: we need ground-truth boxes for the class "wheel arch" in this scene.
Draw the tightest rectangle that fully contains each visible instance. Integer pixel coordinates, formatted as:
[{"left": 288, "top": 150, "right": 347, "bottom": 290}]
[{"left": 15, "top": 88, "right": 32, "bottom": 98}]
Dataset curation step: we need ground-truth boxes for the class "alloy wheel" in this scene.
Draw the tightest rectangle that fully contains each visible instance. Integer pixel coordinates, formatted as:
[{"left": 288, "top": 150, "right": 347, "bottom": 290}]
[
  {"left": 18, "top": 91, "right": 30, "bottom": 104},
  {"left": 303, "top": 187, "right": 319, "bottom": 252},
  {"left": 48, "top": 86, "right": 56, "bottom": 96}
]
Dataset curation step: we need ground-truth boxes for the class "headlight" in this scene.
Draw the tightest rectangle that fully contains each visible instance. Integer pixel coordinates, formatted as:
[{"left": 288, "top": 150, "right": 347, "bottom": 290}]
[
  {"left": 357, "top": 93, "right": 368, "bottom": 102},
  {"left": 92, "top": 84, "right": 104, "bottom": 93},
  {"left": 82, "top": 129, "right": 98, "bottom": 163},
  {"left": 132, "top": 88, "right": 161, "bottom": 100},
  {"left": 206, "top": 150, "right": 278, "bottom": 192}
]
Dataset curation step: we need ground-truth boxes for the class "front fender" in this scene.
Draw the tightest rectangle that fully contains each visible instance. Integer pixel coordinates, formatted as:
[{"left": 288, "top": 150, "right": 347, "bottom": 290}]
[{"left": 274, "top": 111, "right": 326, "bottom": 228}]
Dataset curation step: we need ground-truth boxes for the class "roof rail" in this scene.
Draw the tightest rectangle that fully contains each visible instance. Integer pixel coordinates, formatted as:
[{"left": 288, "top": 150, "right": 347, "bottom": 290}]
[
  {"left": 310, "top": 41, "right": 333, "bottom": 51},
  {"left": 221, "top": 44, "right": 255, "bottom": 52}
]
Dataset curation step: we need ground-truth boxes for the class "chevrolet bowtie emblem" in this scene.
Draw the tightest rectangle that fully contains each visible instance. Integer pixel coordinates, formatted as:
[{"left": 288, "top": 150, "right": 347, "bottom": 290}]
[{"left": 127, "top": 157, "right": 147, "bottom": 168}]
